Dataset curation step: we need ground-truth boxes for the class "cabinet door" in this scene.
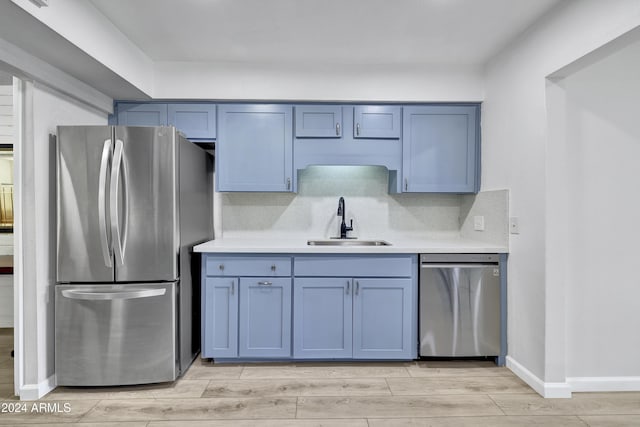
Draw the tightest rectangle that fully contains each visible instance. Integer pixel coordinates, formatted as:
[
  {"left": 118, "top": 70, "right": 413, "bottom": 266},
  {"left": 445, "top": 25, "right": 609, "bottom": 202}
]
[
  {"left": 239, "top": 278, "right": 292, "bottom": 358},
  {"left": 217, "top": 104, "right": 293, "bottom": 192},
  {"left": 353, "top": 106, "right": 401, "bottom": 139},
  {"left": 295, "top": 105, "right": 342, "bottom": 138},
  {"left": 402, "top": 105, "right": 478, "bottom": 193},
  {"left": 353, "top": 278, "right": 412, "bottom": 359},
  {"left": 117, "top": 103, "right": 168, "bottom": 126},
  {"left": 203, "top": 278, "right": 238, "bottom": 358},
  {"left": 168, "top": 103, "right": 216, "bottom": 140},
  {"left": 293, "top": 278, "right": 352, "bottom": 359}
]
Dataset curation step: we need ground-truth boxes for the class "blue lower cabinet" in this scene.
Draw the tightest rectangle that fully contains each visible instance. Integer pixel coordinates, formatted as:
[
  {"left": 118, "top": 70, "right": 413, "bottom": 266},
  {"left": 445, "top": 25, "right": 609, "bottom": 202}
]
[
  {"left": 202, "top": 254, "right": 416, "bottom": 361},
  {"left": 203, "top": 278, "right": 238, "bottom": 358},
  {"left": 353, "top": 278, "right": 413, "bottom": 359},
  {"left": 239, "top": 278, "right": 292, "bottom": 358},
  {"left": 293, "top": 276, "right": 414, "bottom": 360},
  {"left": 293, "top": 278, "right": 353, "bottom": 359}
]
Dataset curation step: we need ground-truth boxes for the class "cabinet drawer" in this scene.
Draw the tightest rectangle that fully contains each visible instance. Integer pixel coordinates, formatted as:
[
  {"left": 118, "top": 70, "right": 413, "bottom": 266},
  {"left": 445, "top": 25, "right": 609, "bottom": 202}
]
[
  {"left": 206, "top": 256, "right": 292, "bottom": 277},
  {"left": 294, "top": 255, "right": 413, "bottom": 277}
]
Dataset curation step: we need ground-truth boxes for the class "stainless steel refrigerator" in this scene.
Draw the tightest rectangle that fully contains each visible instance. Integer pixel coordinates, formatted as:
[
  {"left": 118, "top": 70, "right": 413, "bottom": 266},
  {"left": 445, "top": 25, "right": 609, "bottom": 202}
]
[{"left": 55, "top": 126, "right": 213, "bottom": 386}]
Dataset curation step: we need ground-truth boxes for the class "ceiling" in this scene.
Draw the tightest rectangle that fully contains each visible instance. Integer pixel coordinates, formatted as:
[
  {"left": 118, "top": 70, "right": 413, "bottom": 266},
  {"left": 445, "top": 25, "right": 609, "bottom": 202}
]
[{"left": 90, "top": 0, "right": 564, "bottom": 66}]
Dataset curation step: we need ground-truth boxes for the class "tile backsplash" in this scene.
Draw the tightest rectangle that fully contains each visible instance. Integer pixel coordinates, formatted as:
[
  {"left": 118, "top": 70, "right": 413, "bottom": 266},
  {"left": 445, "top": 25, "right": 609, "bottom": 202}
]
[{"left": 218, "top": 166, "right": 484, "bottom": 240}]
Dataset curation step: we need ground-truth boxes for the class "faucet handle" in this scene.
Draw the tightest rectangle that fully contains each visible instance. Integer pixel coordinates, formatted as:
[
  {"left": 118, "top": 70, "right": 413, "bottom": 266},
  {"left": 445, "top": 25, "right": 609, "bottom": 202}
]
[{"left": 347, "top": 219, "right": 354, "bottom": 232}]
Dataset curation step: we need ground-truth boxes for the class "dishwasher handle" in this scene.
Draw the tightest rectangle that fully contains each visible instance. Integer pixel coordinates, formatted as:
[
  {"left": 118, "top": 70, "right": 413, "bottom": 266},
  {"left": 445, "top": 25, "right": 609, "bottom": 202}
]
[{"left": 421, "top": 263, "right": 498, "bottom": 269}]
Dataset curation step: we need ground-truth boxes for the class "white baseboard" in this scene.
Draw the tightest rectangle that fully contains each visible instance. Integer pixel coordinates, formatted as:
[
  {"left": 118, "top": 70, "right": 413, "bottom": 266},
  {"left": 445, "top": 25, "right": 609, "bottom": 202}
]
[
  {"left": 506, "top": 356, "right": 572, "bottom": 398},
  {"left": 19, "top": 374, "right": 56, "bottom": 400},
  {"left": 568, "top": 376, "right": 640, "bottom": 392}
]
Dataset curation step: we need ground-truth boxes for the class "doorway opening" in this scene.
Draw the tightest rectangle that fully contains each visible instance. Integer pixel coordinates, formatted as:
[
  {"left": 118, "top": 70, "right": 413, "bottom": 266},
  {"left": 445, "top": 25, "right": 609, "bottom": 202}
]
[
  {"left": 0, "top": 70, "right": 15, "bottom": 329},
  {"left": 0, "top": 68, "right": 21, "bottom": 398}
]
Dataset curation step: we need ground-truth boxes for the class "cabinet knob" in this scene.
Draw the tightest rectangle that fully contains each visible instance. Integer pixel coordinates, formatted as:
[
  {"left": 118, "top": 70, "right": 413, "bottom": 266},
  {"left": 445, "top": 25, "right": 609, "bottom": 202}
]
[
  {"left": 346, "top": 280, "right": 350, "bottom": 295},
  {"left": 286, "top": 178, "right": 291, "bottom": 190},
  {"left": 258, "top": 281, "right": 273, "bottom": 286},
  {"left": 219, "top": 264, "right": 224, "bottom": 271},
  {"left": 271, "top": 264, "right": 276, "bottom": 271},
  {"left": 355, "top": 280, "right": 360, "bottom": 295},
  {"left": 404, "top": 178, "right": 408, "bottom": 191},
  {"left": 336, "top": 122, "right": 341, "bottom": 136},
  {"left": 356, "top": 123, "right": 361, "bottom": 136}
]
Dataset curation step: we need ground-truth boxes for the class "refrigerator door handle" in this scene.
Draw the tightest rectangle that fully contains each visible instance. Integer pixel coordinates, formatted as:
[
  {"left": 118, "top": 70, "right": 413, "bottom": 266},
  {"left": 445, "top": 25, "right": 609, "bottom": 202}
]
[
  {"left": 110, "top": 139, "right": 129, "bottom": 265},
  {"left": 61, "top": 288, "right": 166, "bottom": 301},
  {"left": 98, "top": 139, "right": 113, "bottom": 268}
]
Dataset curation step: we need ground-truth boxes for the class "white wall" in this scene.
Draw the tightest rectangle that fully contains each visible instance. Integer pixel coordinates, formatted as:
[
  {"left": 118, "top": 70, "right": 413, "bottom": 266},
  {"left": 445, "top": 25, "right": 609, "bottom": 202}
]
[
  {"left": 154, "top": 61, "right": 484, "bottom": 101},
  {"left": 9, "top": 0, "right": 154, "bottom": 96},
  {"left": 482, "top": 0, "right": 640, "bottom": 396},
  {"left": 19, "top": 82, "right": 105, "bottom": 397},
  {"left": 553, "top": 38, "right": 640, "bottom": 382},
  {"left": 8, "top": 0, "right": 485, "bottom": 102}
]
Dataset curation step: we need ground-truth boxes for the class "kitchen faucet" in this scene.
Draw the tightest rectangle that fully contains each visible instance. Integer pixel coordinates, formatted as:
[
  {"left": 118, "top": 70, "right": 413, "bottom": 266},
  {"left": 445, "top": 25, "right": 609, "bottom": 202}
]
[{"left": 337, "top": 197, "right": 353, "bottom": 239}]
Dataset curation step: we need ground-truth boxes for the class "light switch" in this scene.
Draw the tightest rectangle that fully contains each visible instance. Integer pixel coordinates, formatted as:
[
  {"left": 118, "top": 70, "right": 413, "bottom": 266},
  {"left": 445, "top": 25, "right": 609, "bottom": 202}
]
[
  {"left": 473, "top": 215, "right": 485, "bottom": 231},
  {"left": 510, "top": 217, "right": 520, "bottom": 234}
]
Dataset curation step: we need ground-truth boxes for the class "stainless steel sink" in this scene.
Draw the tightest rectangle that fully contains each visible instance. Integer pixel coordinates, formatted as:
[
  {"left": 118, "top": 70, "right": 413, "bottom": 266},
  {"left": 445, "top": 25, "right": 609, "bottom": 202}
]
[{"left": 307, "top": 239, "right": 392, "bottom": 246}]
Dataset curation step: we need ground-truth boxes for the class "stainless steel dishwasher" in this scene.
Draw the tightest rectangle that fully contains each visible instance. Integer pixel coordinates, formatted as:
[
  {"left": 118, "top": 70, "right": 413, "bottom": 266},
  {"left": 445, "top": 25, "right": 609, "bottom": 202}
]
[{"left": 419, "top": 254, "right": 501, "bottom": 357}]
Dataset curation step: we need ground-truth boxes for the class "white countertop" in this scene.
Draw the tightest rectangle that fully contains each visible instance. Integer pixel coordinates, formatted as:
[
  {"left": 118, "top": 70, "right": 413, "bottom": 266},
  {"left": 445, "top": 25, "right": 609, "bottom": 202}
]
[{"left": 193, "top": 236, "right": 508, "bottom": 254}]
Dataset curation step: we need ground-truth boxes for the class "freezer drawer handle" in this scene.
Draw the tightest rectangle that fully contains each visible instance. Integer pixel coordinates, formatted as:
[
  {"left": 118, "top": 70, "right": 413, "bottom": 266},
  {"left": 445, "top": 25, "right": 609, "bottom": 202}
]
[
  {"left": 61, "top": 288, "right": 166, "bottom": 301},
  {"left": 98, "top": 139, "right": 113, "bottom": 268}
]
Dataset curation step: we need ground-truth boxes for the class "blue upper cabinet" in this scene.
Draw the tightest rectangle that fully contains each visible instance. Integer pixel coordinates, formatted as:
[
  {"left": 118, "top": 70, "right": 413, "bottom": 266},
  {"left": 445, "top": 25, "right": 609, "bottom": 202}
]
[
  {"left": 115, "top": 103, "right": 216, "bottom": 141},
  {"left": 353, "top": 106, "right": 401, "bottom": 139},
  {"left": 167, "top": 103, "right": 216, "bottom": 140},
  {"left": 295, "top": 105, "right": 342, "bottom": 138},
  {"left": 116, "top": 103, "right": 168, "bottom": 126},
  {"left": 217, "top": 104, "right": 293, "bottom": 192},
  {"left": 402, "top": 105, "right": 479, "bottom": 193}
]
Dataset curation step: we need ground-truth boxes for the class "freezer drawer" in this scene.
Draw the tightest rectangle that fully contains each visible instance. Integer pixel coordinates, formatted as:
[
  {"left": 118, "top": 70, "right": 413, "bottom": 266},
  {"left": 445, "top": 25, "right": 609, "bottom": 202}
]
[
  {"left": 55, "top": 283, "right": 177, "bottom": 386},
  {"left": 419, "top": 263, "right": 500, "bottom": 357}
]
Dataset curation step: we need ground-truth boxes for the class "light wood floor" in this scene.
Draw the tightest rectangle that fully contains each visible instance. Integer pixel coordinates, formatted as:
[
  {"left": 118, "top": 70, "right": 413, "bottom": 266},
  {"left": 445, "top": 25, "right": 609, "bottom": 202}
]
[{"left": 1, "top": 329, "right": 640, "bottom": 426}]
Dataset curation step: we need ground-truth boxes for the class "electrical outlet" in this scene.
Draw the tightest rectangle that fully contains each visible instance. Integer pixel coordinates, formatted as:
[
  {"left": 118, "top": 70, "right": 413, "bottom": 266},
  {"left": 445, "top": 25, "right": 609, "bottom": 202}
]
[
  {"left": 510, "top": 217, "right": 520, "bottom": 234},
  {"left": 473, "top": 215, "right": 485, "bottom": 231}
]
